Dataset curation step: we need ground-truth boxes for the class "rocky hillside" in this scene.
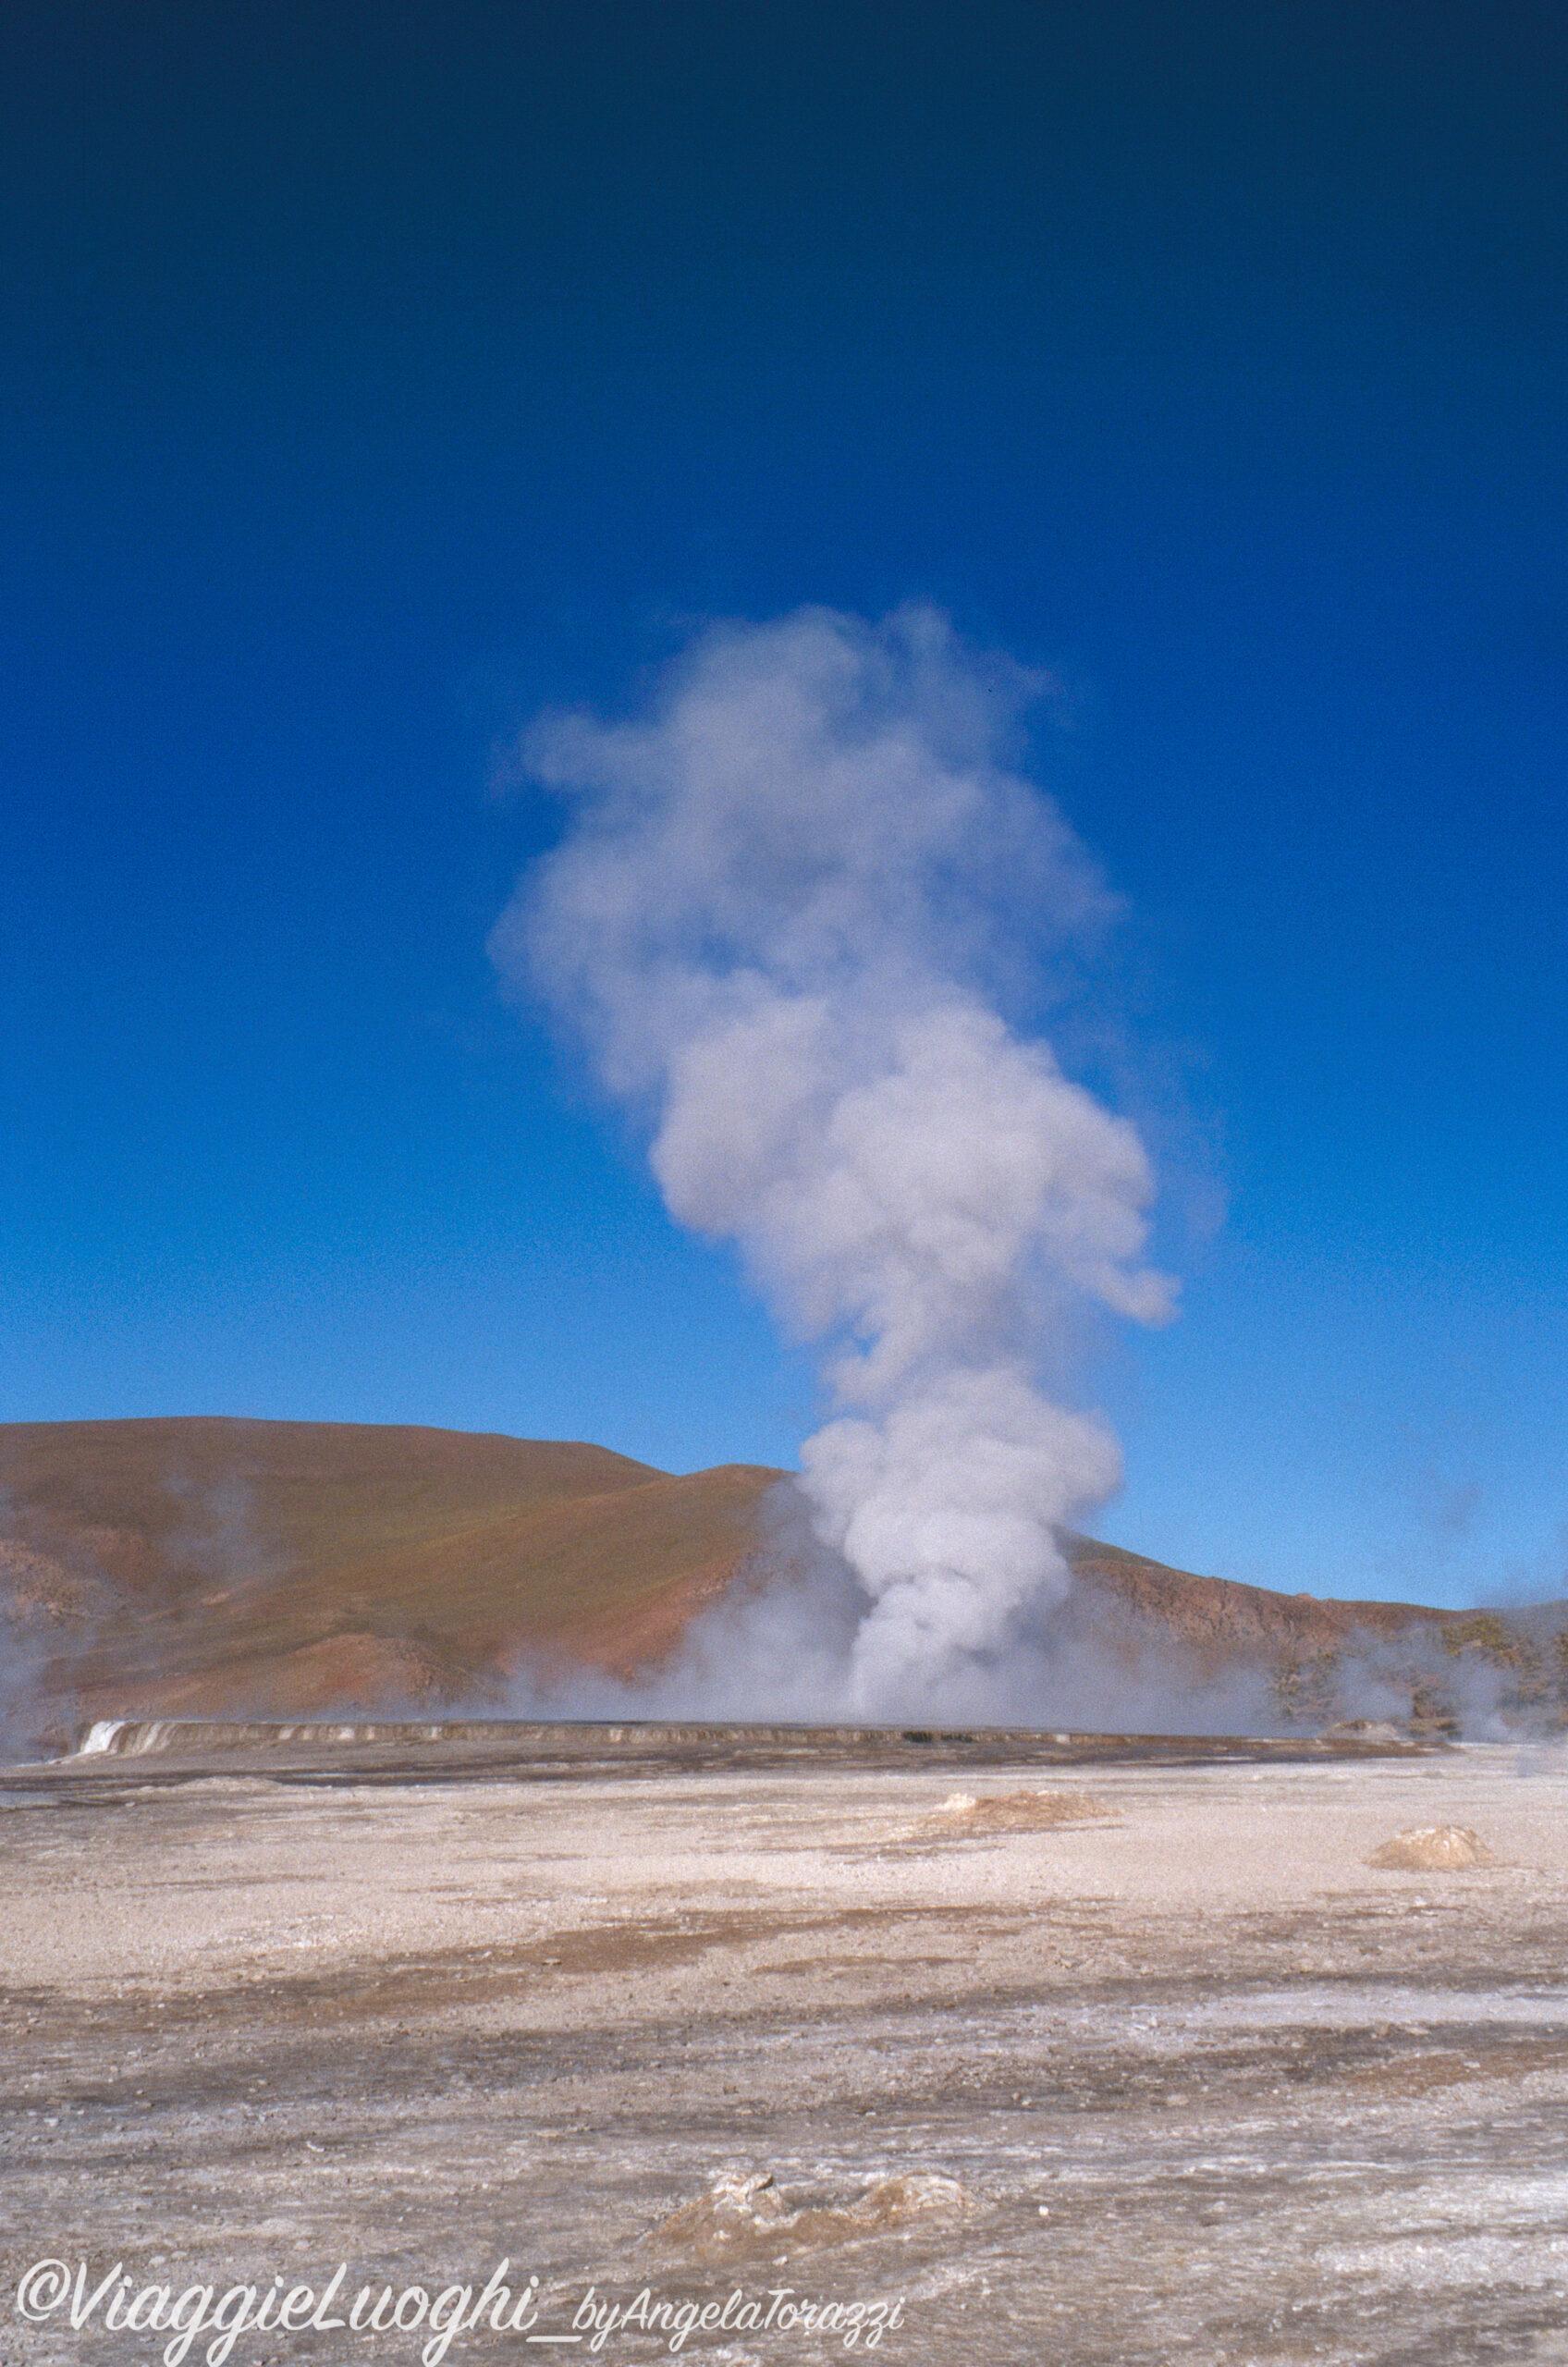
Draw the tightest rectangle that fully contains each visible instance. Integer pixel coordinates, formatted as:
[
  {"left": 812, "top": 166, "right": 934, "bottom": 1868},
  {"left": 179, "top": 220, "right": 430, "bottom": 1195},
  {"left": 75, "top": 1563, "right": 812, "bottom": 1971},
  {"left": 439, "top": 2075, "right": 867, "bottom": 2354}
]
[
  {"left": 0, "top": 1418, "right": 776, "bottom": 1741},
  {"left": 1, "top": 1418, "right": 1562, "bottom": 1745},
  {"left": 1058, "top": 1534, "right": 1568, "bottom": 1736}
]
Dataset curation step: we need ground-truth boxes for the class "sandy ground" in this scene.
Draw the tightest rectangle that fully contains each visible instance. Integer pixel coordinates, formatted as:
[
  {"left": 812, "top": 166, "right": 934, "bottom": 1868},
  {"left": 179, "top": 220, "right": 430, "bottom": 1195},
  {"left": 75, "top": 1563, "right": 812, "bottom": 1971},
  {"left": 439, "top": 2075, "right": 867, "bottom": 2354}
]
[{"left": 3, "top": 1742, "right": 1567, "bottom": 2365}]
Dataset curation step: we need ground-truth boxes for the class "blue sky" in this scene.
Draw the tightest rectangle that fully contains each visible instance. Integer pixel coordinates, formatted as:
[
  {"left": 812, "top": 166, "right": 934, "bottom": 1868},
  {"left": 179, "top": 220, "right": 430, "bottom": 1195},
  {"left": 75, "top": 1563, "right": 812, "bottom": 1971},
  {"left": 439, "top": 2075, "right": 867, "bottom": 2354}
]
[{"left": 3, "top": 3, "right": 1565, "bottom": 1606}]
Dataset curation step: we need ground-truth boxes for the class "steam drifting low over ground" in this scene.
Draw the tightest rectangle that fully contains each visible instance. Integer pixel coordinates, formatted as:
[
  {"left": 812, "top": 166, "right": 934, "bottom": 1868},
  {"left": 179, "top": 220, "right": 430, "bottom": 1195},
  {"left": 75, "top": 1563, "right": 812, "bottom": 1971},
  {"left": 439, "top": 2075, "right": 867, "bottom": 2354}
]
[{"left": 3, "top": 1420, "right": 1566, "bottom": 1748}]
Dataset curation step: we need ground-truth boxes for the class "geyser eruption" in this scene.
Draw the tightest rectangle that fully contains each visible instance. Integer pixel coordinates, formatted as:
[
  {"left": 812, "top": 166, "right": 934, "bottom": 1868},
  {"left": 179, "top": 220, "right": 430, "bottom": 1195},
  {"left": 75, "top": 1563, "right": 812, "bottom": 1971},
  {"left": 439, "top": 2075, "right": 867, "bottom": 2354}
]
[{"left": 491, "top": 607, "right": 1175, "bottom": 1713}]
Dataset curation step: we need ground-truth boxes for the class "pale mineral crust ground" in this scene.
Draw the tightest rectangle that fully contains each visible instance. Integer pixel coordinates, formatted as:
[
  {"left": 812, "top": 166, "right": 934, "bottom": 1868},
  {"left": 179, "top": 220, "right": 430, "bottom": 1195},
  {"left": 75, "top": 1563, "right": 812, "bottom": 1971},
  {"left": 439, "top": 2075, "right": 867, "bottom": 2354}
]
[{"left": 3, "top": 1735, "right": 1567, "bottom": 2366}]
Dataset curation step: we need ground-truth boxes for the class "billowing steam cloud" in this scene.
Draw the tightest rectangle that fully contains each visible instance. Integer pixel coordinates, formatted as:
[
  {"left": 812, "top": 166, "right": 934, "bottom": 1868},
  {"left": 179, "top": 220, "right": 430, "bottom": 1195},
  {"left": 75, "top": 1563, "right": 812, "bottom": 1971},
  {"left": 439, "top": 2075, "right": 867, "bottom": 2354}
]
[{"left": 491, "top": 607, "right": 1175, "bottom": 1714}]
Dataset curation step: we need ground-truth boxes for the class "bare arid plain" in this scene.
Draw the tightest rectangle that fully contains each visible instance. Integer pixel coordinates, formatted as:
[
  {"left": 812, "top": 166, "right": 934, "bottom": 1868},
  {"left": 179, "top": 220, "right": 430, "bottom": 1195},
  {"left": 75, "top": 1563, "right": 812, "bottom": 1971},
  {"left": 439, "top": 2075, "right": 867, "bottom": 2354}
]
[{"left": 4, "top": 1728, "right": 1568, "bottom": 2367}]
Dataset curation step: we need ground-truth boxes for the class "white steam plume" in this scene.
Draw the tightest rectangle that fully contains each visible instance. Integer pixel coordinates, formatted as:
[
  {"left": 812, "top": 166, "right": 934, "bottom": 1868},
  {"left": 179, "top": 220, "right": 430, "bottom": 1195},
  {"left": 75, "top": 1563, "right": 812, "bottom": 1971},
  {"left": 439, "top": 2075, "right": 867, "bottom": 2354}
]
[{"left": 491, "top": 606, "right": 1176, "bottom": 1714}]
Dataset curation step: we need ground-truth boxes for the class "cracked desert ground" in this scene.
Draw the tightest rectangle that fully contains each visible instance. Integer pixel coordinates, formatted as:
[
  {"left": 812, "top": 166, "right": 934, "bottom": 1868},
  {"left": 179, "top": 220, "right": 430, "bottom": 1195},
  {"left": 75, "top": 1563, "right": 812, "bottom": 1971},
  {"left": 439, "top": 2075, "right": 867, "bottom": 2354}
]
[{"left": 4, "top": 1738, "right": 1568, "bottom": 2365}]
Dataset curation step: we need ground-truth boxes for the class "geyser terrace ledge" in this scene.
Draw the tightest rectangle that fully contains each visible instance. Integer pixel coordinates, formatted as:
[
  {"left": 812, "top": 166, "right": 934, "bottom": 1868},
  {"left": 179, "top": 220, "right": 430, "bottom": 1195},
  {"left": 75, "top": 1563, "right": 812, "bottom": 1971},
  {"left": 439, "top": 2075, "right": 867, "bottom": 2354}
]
[{"left": 60, "top": 1716, "right": 1437, "bottom": 1777}]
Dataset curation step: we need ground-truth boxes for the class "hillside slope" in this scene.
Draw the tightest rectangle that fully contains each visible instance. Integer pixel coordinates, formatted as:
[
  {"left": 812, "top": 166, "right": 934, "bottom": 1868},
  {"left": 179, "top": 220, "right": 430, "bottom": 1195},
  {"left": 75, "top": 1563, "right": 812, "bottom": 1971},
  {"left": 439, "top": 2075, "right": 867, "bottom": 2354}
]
[
  {"left": 0, "top": 1418, "right": 780, "bottom": 1730},
  {"left": 1, "top": 1419, "right": 1562, "bottom": 1740},
  {"left": 1061, "top": 1533, "right": 1567, "bottom": 1733}
]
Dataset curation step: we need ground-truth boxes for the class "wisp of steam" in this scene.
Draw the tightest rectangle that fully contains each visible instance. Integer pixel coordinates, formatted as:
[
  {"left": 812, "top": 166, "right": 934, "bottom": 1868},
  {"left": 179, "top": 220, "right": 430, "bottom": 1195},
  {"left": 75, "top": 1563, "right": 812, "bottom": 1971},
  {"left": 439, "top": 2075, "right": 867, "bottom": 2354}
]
[{"left": 490, "top": 607, "right": 1176, "bottom": 1717}]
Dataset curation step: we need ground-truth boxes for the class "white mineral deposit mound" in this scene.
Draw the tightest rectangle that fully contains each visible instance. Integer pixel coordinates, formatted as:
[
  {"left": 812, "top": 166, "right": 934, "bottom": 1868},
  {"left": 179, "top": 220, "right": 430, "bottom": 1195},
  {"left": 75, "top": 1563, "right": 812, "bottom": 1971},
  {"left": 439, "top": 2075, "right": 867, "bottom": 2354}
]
[
  {"left": 1366, "top": 1824, "right": 1496, "bottom": 1870},
  {"left": 644, "top": 2166, "right": 974, "bottom": 2260},
  {"left": 931, "top": 1787, "right": 1114, "bottom": 1832}
]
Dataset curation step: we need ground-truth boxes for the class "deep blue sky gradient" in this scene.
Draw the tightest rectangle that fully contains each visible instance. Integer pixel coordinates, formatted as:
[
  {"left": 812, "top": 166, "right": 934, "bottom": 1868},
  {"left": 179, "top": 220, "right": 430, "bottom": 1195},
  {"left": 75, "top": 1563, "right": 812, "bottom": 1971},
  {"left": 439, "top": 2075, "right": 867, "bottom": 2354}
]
[{"left": 4, "top": 3, "right": 1565, "bottom": 1601}]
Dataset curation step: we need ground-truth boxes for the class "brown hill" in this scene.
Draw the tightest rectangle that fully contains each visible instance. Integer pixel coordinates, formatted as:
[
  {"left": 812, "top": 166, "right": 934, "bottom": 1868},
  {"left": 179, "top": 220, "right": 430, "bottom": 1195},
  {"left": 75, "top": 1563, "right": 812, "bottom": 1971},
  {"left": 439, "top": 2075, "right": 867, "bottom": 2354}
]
[
  {"left": 0, "top": 1418, "right": 780, "bottom": 1735},
  {"left": 1, "top": 1418, "right": 1562, "bottom": 1742},
  {"left": 1060, "top": 1532, "right": 1443, "bottom": 1654},
  {"left": 1060, "top": 1533, "right": 1568, "bottom": 1734}
]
